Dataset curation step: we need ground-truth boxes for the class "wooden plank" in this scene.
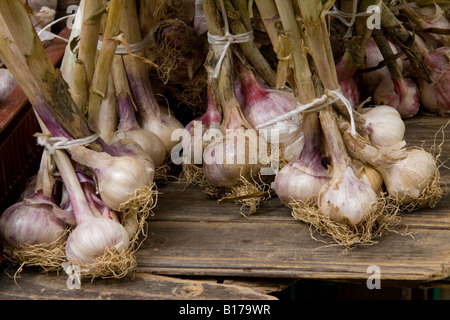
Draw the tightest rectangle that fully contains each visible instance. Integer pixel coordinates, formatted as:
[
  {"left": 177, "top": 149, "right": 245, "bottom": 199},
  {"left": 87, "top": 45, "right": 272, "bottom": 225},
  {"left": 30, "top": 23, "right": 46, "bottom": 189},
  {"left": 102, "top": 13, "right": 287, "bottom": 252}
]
[{"left": 0, "top": 267, "right": 277, "bottom": 300}]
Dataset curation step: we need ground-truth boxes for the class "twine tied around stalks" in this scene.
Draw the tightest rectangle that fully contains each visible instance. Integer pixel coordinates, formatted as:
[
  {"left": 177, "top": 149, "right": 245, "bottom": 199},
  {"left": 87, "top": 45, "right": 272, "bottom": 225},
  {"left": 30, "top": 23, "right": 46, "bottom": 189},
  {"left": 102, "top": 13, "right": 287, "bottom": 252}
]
[
  {"left": 207, "top": 0, "right": 254, "bottom": 79},
  {"left": 36, "top": 133, "right": 100, "bottom": 155},
  {"left": 255, "top": 89, "right": 357, "bottom": 136}
]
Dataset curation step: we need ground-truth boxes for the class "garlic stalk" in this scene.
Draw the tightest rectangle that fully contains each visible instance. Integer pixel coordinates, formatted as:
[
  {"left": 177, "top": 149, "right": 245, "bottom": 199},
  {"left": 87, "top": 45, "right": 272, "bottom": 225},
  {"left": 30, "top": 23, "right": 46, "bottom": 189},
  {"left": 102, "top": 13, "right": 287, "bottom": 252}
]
[
  {"left": 120, "top": 0, "right": 184, "bottom": 154},
  {"left": 87, "top": 0, "right": 124, "bottom": 132},
  {"left": 111, "top": 55, "right": 166, "bottom": 167},
  {"left": 202, "top": 0, "right": 268, "bottom": 188},
  {"left": 335, "top": 52, "right": 361, "bottom": 110}
]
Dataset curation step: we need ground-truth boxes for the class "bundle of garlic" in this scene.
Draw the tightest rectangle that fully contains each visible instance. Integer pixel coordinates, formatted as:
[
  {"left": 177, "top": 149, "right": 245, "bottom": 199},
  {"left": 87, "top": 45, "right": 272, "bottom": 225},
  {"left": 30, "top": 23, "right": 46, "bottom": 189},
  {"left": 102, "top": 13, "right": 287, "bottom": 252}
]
[
  {"left": 0, "top": 0, "right": 160, "bottom": 279},
  {"left": 268, "top": 0, "right": 443, "bottom": 247}
]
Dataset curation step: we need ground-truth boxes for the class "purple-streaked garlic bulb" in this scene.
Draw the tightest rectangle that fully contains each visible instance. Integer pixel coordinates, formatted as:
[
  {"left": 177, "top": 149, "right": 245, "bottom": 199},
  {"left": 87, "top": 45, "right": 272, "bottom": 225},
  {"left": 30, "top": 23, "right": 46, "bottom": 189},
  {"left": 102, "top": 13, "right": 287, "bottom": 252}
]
[{"left": 373, "top": 76, "right": 420, "bottom": 119}]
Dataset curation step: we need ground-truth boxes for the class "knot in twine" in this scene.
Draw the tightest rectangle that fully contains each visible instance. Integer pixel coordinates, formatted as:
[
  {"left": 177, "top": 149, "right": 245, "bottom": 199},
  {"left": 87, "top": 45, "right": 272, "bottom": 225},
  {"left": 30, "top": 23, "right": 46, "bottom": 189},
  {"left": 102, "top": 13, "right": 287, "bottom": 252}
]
[
  {"left": 207, "top": 0, "right": 254, "bottom": 79},
  {"left": 36, "top": 133, "right": 100, "bottom": 155}
]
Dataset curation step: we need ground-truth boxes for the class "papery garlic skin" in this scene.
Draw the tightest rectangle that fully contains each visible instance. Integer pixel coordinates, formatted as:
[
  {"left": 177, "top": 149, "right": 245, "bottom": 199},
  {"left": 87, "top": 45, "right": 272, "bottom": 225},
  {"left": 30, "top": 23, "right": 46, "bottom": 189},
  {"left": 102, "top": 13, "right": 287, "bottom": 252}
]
[
  {"left": 378, "top": 148, "right": 437, "bottom": 204},
  {"left": 373, "top": 77, "right": 420, "bottom": 119},
  {"left": 70, "top": 146, "right": 155, "bottom": 211},
  {"left": 140, "top": 109, "right": 185, "bottom": 154},
  {"left": 318, "top": 167, "right": 379, "bottom": 226},
  {"left": 419, "top": 47, "right": 450, "bottom": 115},
  {"left": 273, "top": 158, "right": 329, "bottom": 204},
  {"left": 361, "top": 105, "right": 405, "bottom": 147},
  {"left": 352, "top": 160, "right": 384, "bottom": 193},
  {"left": 0, "top": 201, "right": 67, "bottom": 248},
  {"left": 110, "top": 129, "right": 166, "bottom": 167},
  {"left": 202, "top": 130, "right": 265, "bottom": 188},
  {"left": 65, "top": 217, "right": 130, "bottom": 265}
]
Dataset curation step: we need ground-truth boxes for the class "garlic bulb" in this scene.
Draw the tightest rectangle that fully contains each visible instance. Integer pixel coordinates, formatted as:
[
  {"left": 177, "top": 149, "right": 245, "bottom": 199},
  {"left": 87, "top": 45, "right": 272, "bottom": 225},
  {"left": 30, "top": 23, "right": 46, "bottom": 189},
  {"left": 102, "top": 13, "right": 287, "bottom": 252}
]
[
  {"left": 0, "top": 68, "right": 17, "bottom": 103},
  {"left": 65, "top": 216, "right": 130, "bottom": 265},
  {"left": 373, "top": 76, "right": 420, "bottom": 119},
  {"left": 318, "top": 167, "right": 379, "bottom": 226},
  {"left": 236, "top": 64, "right": 303, "bottom": 160},
  {"left": 69, "top": 145, "right": 155, "bottom": 211},
  {"left": 182, "top": 87, "right": 222, "bottom": 164},
  {"left": 360, "top": 105, "right": 405, "bottom": 147},
  {"left": 0, "top": 196, "right": 68, "bottom": 248},
  {"left": 203, "top": 130, "right": 264, "bottom": 188},
  {"left": 110, "top": 93, "right": 166, "bottom": 167},
  {"left": 419, "top": 47, "right": 450, "bottom": 115},
  {"left": 273, "top": 113, "right": 329, "bottom": 204},
  {"left": 27, "top": 0, "right": 58, "bottom": 12},
  {"left": 377, "top": 148, "right": 437, "bottom": 204},
  {"left": 30, "top": 6, "right": 56, "bottom": 30},
  {"left": 273, "top": 155, "right": 329, "bottom": 204},
  {"left": 360, "top": 38, "right": 404, "bottom": 95},
  {"left": 139, "top": 105, "right": 184, "bottom": 154}
]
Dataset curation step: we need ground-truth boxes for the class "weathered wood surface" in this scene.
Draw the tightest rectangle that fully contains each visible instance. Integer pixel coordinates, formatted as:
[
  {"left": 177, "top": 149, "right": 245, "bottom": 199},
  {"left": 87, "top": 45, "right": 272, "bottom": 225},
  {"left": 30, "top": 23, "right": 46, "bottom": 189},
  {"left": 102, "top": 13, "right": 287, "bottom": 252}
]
[
  {"left": 0, "top": 268, "right": 278, "bottom": 300},
  {"left": 0, "top": 114, "right": 449, "bottom": 299}
]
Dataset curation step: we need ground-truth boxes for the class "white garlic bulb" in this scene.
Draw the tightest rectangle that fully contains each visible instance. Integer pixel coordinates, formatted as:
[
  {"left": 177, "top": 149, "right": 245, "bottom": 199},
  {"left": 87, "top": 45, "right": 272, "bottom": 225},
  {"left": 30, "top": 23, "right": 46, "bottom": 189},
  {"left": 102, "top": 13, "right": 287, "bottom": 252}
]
[
  {"left": 65, "top": 217, "right": 130, "bottom": 265},
  {"left": 319, "top": 167, "right": 379, "bottom": 226},
  {"left": 378, "top": 148, "right": 437, "bottom": 204},
  {"left": 202, "top": 130, "right": 265, "bottom": 188},
  {"left": 69, "top": 146, "right": 155, "bottom": 211},
  {"left": 273, "top": 156, "right": 329, "bottom": 204},
  {"left": 361, "top": 105, "right": 405, "bottom": 147}
]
